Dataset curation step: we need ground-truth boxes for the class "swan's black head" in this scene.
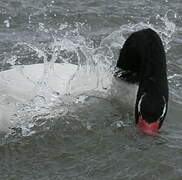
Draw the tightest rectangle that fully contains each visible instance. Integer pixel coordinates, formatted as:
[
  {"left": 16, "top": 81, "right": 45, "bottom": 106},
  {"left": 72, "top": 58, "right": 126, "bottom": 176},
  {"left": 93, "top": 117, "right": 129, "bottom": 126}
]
[
  {"left": 116, "top": 28, "right": 169, "bottom": 136},
  {"left": 136, "top": 93, "right": 167, "bottom": 136}
]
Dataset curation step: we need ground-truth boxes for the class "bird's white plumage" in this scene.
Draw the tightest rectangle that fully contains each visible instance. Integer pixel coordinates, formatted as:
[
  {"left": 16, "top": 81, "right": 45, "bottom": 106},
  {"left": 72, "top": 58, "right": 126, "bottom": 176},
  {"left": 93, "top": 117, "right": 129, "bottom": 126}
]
[
  {"left": 160, "top": 96, "right": 167, "bottom": 120},
  {"left": 0, "top": 63, "right": 78, "bottom": 101},
  {"left": 0, "top": 63, "right": 77, "bottom": 131},
  {"left": 137, "top": 93, "right": 146, "bottom": 115},
  {"left": 109, "top": 77, "right": 138, "bottom": 108},
  {"left": 0, "top": 63, "right": 137, "bottom": 132}
]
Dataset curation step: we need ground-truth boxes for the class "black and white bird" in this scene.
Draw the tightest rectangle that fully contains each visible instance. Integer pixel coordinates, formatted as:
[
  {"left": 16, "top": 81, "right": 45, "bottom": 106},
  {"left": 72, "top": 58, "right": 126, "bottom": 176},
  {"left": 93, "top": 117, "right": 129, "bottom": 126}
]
[
  {"left": 114, "top": 28, "right": 168, "bottom": 135},
  {"left": 0, "top": 28, "right": 168, "bottom": 136}
]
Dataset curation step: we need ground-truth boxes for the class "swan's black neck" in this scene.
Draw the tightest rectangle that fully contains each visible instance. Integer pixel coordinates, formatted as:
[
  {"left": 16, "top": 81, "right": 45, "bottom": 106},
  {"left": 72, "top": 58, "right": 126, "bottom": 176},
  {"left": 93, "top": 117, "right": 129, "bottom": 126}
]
[{"left": 115, "top": 28, "right": 168, "bottom": 128}]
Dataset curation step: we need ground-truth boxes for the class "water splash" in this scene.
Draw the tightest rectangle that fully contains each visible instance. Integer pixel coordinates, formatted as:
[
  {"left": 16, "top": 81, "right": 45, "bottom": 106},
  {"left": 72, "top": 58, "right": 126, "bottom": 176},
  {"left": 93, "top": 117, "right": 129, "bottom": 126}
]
[
  {"left": 156, "top": 10, "right": 176, "bottom": 51},
  {"left": 4, "top": 17, "right": 12, "bottom": 28},
  {"left": 1, "top": 11, "right": 178, "bottom": 136}
]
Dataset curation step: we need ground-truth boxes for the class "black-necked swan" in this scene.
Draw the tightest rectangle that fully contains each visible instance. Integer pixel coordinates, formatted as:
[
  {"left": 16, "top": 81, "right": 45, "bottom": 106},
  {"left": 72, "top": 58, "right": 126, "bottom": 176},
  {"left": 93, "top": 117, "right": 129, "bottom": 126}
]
[{"left": 115, "top": 28, "right": 168, "bottom": 136}]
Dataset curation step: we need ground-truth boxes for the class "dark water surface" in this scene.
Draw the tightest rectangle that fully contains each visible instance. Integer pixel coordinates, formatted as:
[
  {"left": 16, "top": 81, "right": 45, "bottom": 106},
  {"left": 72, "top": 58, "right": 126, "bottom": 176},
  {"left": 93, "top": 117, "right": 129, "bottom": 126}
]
[{"left": 0, "top": 0, "right": 182, "bottom": 179}]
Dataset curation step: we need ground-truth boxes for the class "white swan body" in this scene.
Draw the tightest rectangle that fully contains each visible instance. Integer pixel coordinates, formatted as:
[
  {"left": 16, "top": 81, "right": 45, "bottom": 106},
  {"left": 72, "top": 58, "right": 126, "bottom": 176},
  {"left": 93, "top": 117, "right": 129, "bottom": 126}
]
[
  {"left": 0, "top": 63, "right": 137, "bottom": 132},
  {"left": 0, "top": 63, "right": 77, "bottom": 131}
]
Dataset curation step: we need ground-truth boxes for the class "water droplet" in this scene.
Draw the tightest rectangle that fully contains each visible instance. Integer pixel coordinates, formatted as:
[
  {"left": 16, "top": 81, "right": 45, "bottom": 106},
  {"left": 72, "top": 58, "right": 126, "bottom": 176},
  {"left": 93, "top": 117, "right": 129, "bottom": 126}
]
[
  {"left": 74, "top": 95, "right": 88, "bottom": 104},
  {"left": 4, "top": 19, "right": 10, "bottom": 28},
  {"left": 31, "top": 96, "right": 47, "bottom": 108},
  {"left": 86, "top": 122, "right": 92, "bottom": 130}
]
